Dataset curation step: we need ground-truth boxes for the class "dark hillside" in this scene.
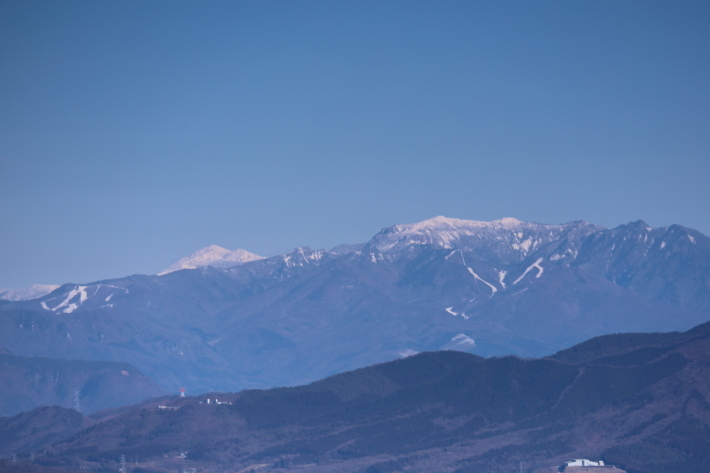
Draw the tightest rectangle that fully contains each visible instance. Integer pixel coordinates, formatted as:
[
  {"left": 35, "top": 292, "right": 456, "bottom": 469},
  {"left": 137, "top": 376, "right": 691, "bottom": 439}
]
[
  {"left": 603, "top": 416, "right": 710, "bottom": 473},
  {"left": 0, "top": 460, "right": 79, "bottom": 473},
  {"left": 0, "top": 406, "right": 95, "bottom": 456},
  {"left": 549, "top": 320, "right": 710, "bottom": 366}
]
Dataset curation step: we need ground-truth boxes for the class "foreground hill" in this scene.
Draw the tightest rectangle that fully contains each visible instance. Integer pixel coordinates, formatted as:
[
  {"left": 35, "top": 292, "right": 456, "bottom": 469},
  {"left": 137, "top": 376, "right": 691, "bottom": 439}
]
[
  {"left": 0, "top": 352, "right": 165, "bottom": 416},
  {"left": 0, "top": 217, "right": 707, "bottom": 394},
  {"left": 9, "top": 321, "right": 708, "bottom": 473}
]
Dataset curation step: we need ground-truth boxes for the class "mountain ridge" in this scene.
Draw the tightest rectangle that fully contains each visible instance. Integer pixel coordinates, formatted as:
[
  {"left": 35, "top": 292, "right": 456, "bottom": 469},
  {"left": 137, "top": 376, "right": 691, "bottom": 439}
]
[{"left": 0, "top": 216, "right": 707, "bottom": 396}]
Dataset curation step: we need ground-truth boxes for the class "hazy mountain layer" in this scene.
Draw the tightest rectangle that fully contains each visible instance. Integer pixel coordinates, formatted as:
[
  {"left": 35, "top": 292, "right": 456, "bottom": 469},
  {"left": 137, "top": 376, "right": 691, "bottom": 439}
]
[{"left": 0, "top": 353, "right": 165, "bottom": 417}]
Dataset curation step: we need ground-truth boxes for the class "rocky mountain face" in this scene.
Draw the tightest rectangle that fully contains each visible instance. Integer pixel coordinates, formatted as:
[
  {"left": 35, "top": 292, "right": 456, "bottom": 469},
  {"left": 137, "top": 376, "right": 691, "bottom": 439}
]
[
  {"left": 9, "top": 322, "right": 710, "bottom": 473},
  {"left": 0, "top": 353, "right": 165, "bottom": 416},
  {"left": 0, "top": 217, "right": 707, "bottom": 395}
]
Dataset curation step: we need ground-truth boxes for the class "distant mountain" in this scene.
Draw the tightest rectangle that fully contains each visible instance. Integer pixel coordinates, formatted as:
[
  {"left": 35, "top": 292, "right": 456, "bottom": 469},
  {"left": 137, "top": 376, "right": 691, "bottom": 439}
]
[
  {"left": 0, "top": 217, "right": 707, "bottom": 396},
  {"left": 158, "top": 244, "right": 264, "bottom": 275},
  {"left": 19, "top": 322, "right": 710, "bottom": 473},
  {"left": 0, "top": 285, "right": 59, "bottom": 302},
  {"left": 0, "top": 353, "right": 165, "bottom": 416}
]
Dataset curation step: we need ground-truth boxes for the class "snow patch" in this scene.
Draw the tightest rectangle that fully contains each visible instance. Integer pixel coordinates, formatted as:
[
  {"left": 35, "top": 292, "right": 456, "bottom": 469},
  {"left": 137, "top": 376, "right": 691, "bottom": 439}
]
[
  {"left": 40, "top": 284, "right": 128, "bottom": 314},
  {"left": 498, "top": 271, "right": 507, "bottom": 289},
  {"left": 660, "top": 242, "right": 666, "bottom": 249},
  {"left": 512, "top": 239, "right": 533, "bottom": 254},
  {"left": 445, "top": 307, "right": 469, "bottom": 320},
  {"left": 688, "top": 235, "right": 696, "bottom": 244},
  {"left": 520, "top": 239, "right": 532, "bottom": 252},
  {"left": 513, "top": 258, "right": 544, "bottom": 285},
  {"left": 450, "top": 334, "right": 476, "bottom": 348},
  {"left": 308, "top": 250, "right": 324, "bottom": 261},
  {"left": 63, "top": 303, "right": 79, "bottom": 314},
  {"left": 496, "top": 217, "right": 523, "bottom": 227},
  {"left": 53, "top": 286, "right": 89, "bottom": 314},
  {"left": 457, "top": 251, "right": 497, "bottom": 295},
  {"left": 467, "top": 267, "right": 497, "bottom": 295},
  {"left": 399, "top": 349, "right": 419, "bottom": 358}
]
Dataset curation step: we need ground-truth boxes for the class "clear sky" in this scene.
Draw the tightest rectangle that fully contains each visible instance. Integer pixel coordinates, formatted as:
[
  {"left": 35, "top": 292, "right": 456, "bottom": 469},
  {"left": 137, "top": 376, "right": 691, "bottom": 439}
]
[{"left": 1, "top": 0, "right": 709, "bottom": 289}]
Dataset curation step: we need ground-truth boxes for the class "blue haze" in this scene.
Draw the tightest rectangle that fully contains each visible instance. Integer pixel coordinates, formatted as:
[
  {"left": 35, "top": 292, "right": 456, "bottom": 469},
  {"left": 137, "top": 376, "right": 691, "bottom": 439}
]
[{"left": 1, "top": 0, "right": 709, "bottom": 288}]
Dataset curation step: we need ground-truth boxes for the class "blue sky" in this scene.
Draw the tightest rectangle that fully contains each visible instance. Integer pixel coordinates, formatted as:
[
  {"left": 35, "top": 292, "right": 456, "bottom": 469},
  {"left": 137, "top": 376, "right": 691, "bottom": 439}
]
[{"left": 1, "top": 0, "right": 709, "bottom": 288}]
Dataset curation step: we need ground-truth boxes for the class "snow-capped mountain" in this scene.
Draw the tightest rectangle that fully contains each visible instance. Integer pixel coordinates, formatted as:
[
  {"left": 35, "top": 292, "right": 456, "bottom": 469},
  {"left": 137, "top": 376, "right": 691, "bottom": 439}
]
[
  {"left": 0, "top": 216, "right": 707, "bottom": 396},
  {"left": 366, "top": 215, "right": 601, "bottom": 263},
  {"left": 0, "top": 284, "right": 59, "bottom": 302},
  {"left": 158, "top": 245, "right": 264, "bottom": 275}
]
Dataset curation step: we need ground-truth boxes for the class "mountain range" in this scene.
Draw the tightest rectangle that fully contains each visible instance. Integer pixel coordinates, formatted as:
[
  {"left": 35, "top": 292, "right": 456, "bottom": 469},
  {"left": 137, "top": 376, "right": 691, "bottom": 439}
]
[
  {"left": 0, "top": 216, "right": 707, "bottom": 400},
  {"left": 3, "top": 321, "right": 710, "bottom": 473}
]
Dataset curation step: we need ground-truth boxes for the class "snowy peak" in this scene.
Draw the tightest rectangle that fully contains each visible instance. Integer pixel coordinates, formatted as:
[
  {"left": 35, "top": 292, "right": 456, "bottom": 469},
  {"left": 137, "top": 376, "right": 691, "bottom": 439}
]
[
  {"left": 280, "top": 247, "right": 328, "bottom": 268},
  {"left": 0, "top": 284, "right": 59, "bottom": 301},
  {"left": 396, "top": 215, "right": 524, "bottom": 233},
  {"left": 159, "top": 245, "right": 264, "bottom": 275},
  {"left": 367, "top": 216, "right": 600, "bottom": 257}
]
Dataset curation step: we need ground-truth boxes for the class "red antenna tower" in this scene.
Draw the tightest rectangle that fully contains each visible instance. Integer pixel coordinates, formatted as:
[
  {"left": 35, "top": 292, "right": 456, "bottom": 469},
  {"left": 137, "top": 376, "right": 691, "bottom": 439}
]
[{"left": 179, "top": 387, "right": 186, "bottom": 398}]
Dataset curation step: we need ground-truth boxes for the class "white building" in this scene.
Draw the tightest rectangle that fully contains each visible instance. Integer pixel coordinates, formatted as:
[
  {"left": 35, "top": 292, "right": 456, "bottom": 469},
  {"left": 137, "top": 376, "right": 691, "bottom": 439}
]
[{"left": 565, "top": 459, "right": 605, "bottom": 467}]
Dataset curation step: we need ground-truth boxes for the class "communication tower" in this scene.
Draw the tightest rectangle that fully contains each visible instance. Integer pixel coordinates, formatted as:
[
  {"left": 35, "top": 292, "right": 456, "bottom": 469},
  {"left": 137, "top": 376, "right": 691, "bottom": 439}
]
[{"left": 73, "top": 389, "right": 82, "bottom": 413}]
